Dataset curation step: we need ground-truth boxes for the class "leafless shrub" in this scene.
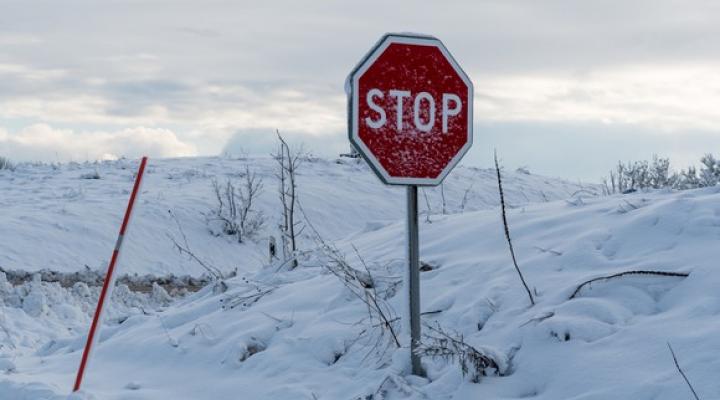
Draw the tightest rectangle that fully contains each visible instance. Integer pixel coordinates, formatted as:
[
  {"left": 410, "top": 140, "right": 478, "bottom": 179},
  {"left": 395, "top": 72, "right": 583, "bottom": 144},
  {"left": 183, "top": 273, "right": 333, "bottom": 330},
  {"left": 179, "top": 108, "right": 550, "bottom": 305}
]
[
  {"left": 166, "top": 209, "right": 224, "bottom": 281},
  {"left": 79, "top": 169, "right": 101, "bottom": 179},
  {"left": 273, "top": 131, "right": 304, "bottom": 269},
  {"left": 220, "top": 276, "right": 277, "bottom": 311},
  {"left": 327, "top": 244, "right": 401, "bottom": 351},
  {"left": 495, "top": 150, "right": 535, "bottom": 306},
  {"left": 298, "top": 200, "right": 401, "bottom": 356},
  {"left": 416, "top": 322, "right": 506, "bottom": 383},
  {"left": 207, "top": 165, "right": 265, "bottom": 243},
  {"left": 0, "top": 156, "right": 14, "bottom": 171},
  {"left": 237, "top": 167, "right": 266, "bottom": 240}
]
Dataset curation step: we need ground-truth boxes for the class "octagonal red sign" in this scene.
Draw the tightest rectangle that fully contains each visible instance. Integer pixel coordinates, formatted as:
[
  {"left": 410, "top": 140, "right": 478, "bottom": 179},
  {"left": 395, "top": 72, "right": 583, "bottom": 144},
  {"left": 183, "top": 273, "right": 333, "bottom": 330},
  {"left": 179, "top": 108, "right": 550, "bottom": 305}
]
[{"left": 348, "top": 33, "right": 473, "bottom": 186}]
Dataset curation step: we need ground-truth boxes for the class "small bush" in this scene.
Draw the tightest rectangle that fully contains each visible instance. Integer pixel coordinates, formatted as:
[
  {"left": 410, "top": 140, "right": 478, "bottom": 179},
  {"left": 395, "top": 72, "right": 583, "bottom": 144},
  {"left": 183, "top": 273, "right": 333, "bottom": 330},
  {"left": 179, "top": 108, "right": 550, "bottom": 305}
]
[
  {"left": 0, "top": 156, "right": 14, "bottom": 171},
  {"left": 206, "top": 166, "right": 265, "bottom": 243}
]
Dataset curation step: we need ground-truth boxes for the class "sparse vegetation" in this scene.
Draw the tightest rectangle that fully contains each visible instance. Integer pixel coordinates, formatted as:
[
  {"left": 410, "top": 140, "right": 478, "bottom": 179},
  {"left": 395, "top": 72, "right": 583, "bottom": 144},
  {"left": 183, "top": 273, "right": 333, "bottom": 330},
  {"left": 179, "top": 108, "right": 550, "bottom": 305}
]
[
  {"left": 79, "top": 169, "right": 101, "bottom": 179},
  {"left": 0, "top": 156, "right": 14, "bottom": 171},
  {"left": 416, "top": 322, "right": 506, "bottom": 382},
  {"left": 603, "top": 153, "right": 720, "bottom": 194},
  {"left": 206, "top": 166, "right": 265, "bottom": 243}
]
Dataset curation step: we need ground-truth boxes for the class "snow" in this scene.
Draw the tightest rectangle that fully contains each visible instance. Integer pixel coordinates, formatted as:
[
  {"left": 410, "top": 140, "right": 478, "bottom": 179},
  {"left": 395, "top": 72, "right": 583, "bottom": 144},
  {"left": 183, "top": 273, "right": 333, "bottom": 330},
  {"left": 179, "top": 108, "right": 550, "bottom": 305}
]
[
  {"left": 0, "top": 156, "right": 586, "bottom": 276},
  {"left": 2, "top": 156, "right": 718, "bottom": 399}
]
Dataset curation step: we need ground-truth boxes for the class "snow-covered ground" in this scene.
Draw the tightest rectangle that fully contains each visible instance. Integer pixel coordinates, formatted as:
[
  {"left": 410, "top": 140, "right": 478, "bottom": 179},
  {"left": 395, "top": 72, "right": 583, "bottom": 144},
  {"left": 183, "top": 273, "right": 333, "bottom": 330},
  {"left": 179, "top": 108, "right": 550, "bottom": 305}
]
[
  {"left": 2, "top": 156, "right": 718, "bottom": 399},
  {"left": 0, "top": 156, "right": 587, "bottom": 276}
]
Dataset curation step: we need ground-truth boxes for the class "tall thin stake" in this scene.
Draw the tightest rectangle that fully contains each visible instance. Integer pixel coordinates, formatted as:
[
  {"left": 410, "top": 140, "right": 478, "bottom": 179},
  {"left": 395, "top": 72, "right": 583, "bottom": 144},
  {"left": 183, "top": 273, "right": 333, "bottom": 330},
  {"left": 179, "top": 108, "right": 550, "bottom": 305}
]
[
  {"left": 494, "top": 150, "right": 535, "bottom": 306},
  {"left": 73, "top": 156, "right": 148, "bottom": 392}
]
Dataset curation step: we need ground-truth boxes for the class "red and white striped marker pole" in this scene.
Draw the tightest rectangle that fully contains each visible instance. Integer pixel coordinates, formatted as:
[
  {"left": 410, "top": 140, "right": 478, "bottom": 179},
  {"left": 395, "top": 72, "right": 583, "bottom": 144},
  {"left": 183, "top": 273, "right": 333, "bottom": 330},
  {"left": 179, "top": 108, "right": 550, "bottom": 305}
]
[{"left": 73, "top": 156, "right": 148, "bottom": 392}]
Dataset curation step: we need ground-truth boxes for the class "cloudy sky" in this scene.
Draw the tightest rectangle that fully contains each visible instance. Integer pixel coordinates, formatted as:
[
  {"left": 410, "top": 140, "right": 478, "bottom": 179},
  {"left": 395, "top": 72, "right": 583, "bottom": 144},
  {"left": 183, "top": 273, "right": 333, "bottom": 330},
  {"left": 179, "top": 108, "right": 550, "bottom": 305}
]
[{"left": 1, "top": 0, "right": 719, "bottom": 180}]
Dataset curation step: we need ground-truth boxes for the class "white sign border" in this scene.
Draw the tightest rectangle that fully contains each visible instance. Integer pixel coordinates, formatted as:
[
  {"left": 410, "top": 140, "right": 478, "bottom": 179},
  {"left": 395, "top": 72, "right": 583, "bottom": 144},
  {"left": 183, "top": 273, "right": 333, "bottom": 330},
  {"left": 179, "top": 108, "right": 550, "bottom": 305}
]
[{"left": 348, "top": 33, "right": 474, "bottom": 186}]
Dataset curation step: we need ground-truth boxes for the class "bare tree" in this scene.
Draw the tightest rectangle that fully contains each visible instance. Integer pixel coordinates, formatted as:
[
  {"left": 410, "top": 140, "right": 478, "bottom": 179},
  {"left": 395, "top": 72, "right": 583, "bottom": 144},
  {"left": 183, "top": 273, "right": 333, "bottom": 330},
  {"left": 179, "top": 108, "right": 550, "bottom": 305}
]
[{"left": 273, "top": 131, "right": 304, "bottom": 269}]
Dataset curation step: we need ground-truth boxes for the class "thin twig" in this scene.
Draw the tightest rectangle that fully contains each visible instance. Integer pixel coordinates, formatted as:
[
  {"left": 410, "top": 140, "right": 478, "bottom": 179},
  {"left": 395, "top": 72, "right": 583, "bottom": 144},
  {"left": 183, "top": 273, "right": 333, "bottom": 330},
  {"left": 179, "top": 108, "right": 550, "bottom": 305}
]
[
  {"left": 495, "top": 150, "right": 535, "bottom": 306},
  {"left": 667, "top": 342, "right": 701, "bottom": 400},
  {"left": 570, "top": 270, "right": 689, "bottom": 299},
  {"left": 297, "top": 200, "right": 401, "bottom": 350},
  {"left": 167, "top": 210, "right": 223, "bottom": 279}
]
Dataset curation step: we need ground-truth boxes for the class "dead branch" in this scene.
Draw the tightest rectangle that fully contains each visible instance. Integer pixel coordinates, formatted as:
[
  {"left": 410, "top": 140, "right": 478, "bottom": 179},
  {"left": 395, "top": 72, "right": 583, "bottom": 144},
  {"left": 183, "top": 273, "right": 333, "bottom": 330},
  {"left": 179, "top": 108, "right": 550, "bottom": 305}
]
[
  {"left": 221, "top": 288, "right": 276, "bottom": 310},
  {"left": 495, "top": 150, "right": 535, "bottom": 306},
  {"left": 297, "top": 200, "right": 401, "bottom": 350},
  {"left": 533, "top": 246, "right": 563, "bottom": 256},
  {"left": 667, "top": 342, "right": 701, "bottom": 400},
  {"left": 167, "top": 210, "right": 223, "bottom": 280},
  {"left": 570, "top": 270, "right": 689, "bottom": 299}
]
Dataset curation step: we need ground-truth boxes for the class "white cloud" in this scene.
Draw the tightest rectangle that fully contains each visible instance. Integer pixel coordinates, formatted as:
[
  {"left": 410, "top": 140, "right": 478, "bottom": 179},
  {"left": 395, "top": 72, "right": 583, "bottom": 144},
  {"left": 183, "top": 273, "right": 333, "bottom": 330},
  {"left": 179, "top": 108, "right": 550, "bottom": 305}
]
[
  {"left": 475, "top": 63, "right": 720, "bottom": 132},
  {"left": 0, "top": 124, "right": 197, "bottom": 162},
  {"left": 1, "top": 0, "right": 720, "bottom": 171},
  {"left": 0, "top": 34, "right": 42, "bottom": 46},
  {"left": 0, "top": 63, "right": 66, "bottom": 81}
]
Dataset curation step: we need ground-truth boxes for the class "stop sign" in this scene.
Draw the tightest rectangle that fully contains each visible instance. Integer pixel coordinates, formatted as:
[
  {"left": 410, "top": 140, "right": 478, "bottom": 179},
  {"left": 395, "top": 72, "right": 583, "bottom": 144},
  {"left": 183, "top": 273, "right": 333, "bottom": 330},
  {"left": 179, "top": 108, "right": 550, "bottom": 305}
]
[{"left": 348, "top": 33, "right": 473, "bottom": 186}]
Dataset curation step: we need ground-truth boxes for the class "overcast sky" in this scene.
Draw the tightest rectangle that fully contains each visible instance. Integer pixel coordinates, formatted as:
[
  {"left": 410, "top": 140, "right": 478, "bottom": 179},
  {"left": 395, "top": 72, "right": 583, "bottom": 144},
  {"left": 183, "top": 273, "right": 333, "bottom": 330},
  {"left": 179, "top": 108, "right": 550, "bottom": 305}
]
[{"left": 1, "top": 0, "right": 720, "bottom": 180}]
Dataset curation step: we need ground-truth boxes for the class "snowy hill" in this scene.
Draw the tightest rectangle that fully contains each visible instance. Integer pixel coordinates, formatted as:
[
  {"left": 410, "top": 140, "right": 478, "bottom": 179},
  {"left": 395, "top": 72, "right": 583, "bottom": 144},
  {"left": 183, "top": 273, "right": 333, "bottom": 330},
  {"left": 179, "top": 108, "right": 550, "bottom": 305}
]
[
  {"left": 0, "top": 156, "right": 590, "bottom": 276},
  {"left": 3, "top": 157, "right": 718, "bottom": 399}
]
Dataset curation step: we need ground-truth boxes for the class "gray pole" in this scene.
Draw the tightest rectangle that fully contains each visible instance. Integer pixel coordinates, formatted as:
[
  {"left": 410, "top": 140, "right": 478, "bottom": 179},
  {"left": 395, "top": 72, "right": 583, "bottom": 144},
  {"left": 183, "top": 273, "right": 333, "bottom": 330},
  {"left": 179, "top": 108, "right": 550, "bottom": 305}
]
[{"left": 406, "top": 185, "right": 423, "bottom": 376}]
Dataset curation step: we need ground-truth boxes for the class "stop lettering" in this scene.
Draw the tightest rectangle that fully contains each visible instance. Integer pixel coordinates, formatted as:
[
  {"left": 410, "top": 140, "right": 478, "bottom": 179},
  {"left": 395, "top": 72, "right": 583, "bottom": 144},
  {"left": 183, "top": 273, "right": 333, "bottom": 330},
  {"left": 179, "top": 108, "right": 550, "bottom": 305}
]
[{"left": 364, "top": 90, "right": 462, "bottom": 134}]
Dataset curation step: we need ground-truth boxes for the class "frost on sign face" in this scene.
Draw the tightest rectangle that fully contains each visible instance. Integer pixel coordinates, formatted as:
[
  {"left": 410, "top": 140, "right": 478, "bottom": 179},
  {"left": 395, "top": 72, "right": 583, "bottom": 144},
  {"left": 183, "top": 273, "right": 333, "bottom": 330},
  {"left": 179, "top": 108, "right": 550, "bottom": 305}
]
[{"left": 350, "top": 35, "right": 473, "bottom": 186}]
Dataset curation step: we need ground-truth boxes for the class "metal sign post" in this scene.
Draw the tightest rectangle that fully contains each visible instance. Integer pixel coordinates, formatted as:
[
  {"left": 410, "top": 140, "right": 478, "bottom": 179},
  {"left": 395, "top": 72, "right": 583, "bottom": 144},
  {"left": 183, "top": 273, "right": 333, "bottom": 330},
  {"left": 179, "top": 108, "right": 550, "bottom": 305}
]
[
  {"left": 406, "top": 185, "right": 422, "bottom": 375},
  {"left": 347, "top": 33, "right": 473, "bottom": 376}
]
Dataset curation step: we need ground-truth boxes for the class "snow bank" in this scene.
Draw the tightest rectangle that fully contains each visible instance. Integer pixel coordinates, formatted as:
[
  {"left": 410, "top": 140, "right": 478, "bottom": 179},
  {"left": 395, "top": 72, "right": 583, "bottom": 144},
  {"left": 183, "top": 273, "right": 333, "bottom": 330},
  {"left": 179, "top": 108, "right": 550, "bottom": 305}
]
[{"left": 3, "top": 182, "right": 719, "bottom": 399}]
